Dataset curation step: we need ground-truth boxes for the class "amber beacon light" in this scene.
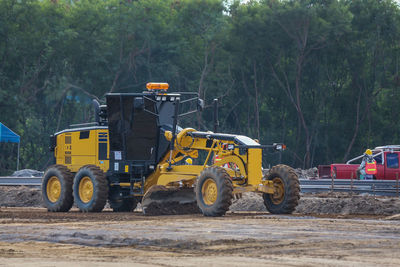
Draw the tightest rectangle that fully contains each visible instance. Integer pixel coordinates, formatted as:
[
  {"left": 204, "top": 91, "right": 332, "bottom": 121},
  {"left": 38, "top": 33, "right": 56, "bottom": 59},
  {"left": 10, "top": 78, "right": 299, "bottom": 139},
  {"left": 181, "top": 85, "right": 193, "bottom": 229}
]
[{"left": 146, "top": 82, "right": 169, "bottom": 90}]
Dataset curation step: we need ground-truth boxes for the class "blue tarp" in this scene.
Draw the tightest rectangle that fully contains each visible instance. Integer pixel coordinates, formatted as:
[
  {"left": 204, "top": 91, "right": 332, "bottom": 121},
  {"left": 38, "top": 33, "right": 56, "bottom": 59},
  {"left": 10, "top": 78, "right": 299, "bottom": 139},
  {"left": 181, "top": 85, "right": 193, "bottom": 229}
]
[{"left": 0, "top": 123, "right": 20, "bottom": 143}]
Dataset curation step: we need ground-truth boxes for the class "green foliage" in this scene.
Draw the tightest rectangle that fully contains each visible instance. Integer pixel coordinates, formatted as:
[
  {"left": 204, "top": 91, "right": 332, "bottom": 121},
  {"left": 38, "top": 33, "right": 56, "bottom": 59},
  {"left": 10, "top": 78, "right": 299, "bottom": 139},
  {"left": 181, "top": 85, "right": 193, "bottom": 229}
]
[{"left": 1, "top": 0, "right": 400, "bottom": 174}]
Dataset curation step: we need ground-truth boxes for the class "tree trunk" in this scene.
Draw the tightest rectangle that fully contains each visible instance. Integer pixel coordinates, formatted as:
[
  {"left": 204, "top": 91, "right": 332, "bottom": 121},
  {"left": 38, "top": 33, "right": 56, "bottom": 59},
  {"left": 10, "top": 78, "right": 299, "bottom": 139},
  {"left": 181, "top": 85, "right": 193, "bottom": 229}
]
[{"left": 253, "top": 62, "right": 260, "bottom": 141}]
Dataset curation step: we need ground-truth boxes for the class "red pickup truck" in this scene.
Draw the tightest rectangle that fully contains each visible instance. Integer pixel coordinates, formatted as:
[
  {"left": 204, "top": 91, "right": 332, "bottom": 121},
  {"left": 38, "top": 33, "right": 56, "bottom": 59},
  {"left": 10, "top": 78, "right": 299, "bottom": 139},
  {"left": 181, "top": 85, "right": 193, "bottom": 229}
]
[{"left": 320, "top": 146, "right": 400, "bottom": 180}]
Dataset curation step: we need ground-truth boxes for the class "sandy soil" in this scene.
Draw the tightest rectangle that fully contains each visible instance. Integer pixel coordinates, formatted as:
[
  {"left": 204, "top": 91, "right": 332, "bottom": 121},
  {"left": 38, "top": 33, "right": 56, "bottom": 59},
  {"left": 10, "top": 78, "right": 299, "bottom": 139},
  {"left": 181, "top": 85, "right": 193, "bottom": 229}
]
[
  {"left": 0, "top": 208, "right": 400, "bottom": 266},
  {"left": 1, "top": 187, "right": 400, "bottom": 266}
]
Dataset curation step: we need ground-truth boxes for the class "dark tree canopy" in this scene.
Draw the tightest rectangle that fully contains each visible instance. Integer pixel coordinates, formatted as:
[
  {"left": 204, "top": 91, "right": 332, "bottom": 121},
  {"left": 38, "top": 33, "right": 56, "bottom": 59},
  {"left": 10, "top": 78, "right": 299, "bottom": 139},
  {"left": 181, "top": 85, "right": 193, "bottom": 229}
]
[{"left": 1, "top": 0, "right": 400, "bottom": 174}]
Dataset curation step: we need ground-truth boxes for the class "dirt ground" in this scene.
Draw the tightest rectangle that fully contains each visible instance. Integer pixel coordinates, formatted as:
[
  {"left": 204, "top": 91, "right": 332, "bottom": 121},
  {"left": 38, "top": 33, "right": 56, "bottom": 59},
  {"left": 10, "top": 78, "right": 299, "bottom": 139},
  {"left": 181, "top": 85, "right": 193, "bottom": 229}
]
[
  {"left": 0, "top": 208, "right": 400, "bottom": 266},
  {"left": 2, "top": 186, "right": 400, "bottom": 215},
  {"left": 1, "top": 187, "right": 400, "bottom": 266}
]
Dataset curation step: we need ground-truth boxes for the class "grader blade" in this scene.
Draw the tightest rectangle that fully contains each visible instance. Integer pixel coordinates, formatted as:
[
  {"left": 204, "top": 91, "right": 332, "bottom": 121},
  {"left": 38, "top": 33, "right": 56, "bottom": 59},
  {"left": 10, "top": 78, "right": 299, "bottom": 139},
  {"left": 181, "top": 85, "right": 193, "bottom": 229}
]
[{"left": 141, "top": 185, "right": 200, "bottom": 215}]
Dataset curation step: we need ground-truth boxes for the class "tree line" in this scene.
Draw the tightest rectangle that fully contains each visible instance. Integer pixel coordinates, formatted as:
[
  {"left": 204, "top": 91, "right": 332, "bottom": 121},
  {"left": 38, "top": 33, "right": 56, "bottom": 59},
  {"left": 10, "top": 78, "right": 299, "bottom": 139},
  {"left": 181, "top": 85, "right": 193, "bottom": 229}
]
[{"left": 1, "top": 0, "right": 399, "bottom": 174}]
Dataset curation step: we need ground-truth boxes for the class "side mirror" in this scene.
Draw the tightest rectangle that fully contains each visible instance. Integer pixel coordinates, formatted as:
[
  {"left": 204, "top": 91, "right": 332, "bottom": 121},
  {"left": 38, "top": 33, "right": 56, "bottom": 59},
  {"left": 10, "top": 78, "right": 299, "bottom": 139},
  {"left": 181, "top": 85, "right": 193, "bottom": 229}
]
[
  {"left": 197, "top": 98, "right": 205, "bottom": 111},
  {"left": 273, "top": 143, "right": 287, "bottom": 151}
]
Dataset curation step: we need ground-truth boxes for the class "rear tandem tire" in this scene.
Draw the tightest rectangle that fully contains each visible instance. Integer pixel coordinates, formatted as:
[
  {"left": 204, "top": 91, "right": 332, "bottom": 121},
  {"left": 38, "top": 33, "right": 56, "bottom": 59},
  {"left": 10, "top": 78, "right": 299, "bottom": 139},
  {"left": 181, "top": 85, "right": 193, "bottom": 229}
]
[
  {"left": 42, "top": 165, "right": 74, "bottom": 212},
  {"left": 73, "top": 165, "right": 108, "bottom": 212},
  {"left": 195, "top": 166, "right": 233, "bottom": 217},
  {"left": 262, "top": 164, "right": 300, "bottom": 214}
]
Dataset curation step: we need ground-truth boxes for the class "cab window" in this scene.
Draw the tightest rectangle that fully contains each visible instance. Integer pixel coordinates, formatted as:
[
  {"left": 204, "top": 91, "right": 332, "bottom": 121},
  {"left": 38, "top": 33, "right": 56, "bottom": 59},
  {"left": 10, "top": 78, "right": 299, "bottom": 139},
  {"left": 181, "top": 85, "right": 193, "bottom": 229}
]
[
  {"left": 386, "top": 153, "right": 399, "bottom": 169},
  {"left": 373, "top": 154, "right": 383, "bottom": 164}
]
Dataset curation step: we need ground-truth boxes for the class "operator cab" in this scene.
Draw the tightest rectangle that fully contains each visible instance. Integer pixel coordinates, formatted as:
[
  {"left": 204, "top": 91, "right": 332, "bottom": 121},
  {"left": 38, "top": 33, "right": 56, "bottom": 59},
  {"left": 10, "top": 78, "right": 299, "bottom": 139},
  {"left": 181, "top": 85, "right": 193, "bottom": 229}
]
[{"left": 106, "top": 83, "right": 203, "bottom": 176}]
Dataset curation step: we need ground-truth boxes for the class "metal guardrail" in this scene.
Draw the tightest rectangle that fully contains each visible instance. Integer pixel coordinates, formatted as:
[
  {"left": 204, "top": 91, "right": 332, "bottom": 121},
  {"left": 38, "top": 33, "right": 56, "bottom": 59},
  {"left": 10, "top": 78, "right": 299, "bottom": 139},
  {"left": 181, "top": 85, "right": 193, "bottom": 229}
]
[
  {"left": 300, "top": 179, "right": 400, "bottom": 197},
  {"left": 0, "top": 177, "right": 42, "bottom": 186},
  {"left": 0, "top": 177, "right": 399, "bottom": 197}
]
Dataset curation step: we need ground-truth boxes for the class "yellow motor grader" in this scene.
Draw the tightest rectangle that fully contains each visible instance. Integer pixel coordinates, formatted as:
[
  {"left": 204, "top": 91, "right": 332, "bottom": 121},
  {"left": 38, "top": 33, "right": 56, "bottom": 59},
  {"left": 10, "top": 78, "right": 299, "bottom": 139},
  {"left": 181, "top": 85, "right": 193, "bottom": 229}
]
[{"left": 42, "top": 83, "right": 300, "bottom": 216}]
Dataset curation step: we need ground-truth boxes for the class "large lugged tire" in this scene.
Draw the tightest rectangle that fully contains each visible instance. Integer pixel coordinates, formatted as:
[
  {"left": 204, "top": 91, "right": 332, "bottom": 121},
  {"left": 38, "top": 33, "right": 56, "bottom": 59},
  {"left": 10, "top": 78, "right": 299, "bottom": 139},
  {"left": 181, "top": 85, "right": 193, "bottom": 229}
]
[
  {"left": 108, "top": 186, "right": 137, "bottom": 212},
  {"left": 42, "top": 165, "right": 74, "bottom": 212},
  {"left": 109, "top": 197, "right": 138, "bottom": 212},
  {"left": 195, "top": 166, "right": 233, "bottom": 217},
  {"left": 73, "top": 165, "right": 108, "bottom": 212},
  {"left": 262, "top": 164, "right": 300, "bottom": 214}
]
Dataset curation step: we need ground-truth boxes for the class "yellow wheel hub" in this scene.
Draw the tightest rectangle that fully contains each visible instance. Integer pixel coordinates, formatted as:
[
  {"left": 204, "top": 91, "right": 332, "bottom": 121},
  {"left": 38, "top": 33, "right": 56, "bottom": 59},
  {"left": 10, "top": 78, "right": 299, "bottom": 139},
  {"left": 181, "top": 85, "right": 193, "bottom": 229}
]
[
  {"left": 201, "top": 178, "right": 218, "bottom": 205},
  {"left": 271, "top": 177, "right": 285, "bottom": 205},
  {"left": 47, "top": 176, "right": 61, "bottom": 203},
  {"left": 79, "top": 176, "right": 94, "bottom": 203}
]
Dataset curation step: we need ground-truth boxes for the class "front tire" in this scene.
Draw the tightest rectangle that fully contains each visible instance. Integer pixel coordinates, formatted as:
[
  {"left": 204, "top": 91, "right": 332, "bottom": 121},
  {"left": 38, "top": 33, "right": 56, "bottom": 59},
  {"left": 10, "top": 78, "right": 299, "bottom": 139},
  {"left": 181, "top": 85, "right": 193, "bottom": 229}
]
[
  {"left": 42, "top": 165, "right": 74, "bottom": 212},
  {"left": 262, "top": 164, "right": 300, "bottom": 214},
  {"left": 73, "top": 165, "right": 108, "bottom": 212},
  {"left": 195, "top": 167, "right": 233, "bottom": 217}
]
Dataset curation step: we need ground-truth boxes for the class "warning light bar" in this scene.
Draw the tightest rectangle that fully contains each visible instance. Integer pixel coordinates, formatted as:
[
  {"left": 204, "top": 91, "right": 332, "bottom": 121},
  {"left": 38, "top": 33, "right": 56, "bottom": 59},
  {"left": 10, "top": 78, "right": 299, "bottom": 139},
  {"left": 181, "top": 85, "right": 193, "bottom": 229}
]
[{"left": 146, "top": 82, "right": 169, "bottom": 90}]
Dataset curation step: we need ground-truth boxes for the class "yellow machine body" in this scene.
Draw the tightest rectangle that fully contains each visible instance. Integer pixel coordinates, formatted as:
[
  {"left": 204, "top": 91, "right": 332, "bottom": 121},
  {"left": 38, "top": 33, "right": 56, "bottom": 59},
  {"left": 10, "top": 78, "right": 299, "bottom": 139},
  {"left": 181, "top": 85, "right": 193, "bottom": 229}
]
[
  {"left": 53, "top": 127, "right": 274, "bottom": 195},
  {"left": 144, "top": 128, "right": 274, "bottom": 195},
  {"left": 54, "top": 128, "right": 109, "bottom": 173}
]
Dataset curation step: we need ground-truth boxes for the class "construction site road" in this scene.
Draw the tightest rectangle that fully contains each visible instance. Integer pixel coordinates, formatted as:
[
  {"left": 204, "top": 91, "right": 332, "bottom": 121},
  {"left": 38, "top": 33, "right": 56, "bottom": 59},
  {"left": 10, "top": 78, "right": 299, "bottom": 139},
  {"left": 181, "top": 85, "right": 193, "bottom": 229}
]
[{"left": 0, "top": 208, "right": 399, "bottom": 266}]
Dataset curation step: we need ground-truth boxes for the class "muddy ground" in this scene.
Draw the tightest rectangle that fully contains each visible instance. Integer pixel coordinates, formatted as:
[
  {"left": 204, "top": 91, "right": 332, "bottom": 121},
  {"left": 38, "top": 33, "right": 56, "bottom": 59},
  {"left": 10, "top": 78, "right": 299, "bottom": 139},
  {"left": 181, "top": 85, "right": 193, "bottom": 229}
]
[{"left": 1, "top": 187, "right": 400, "bottom": 266}]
